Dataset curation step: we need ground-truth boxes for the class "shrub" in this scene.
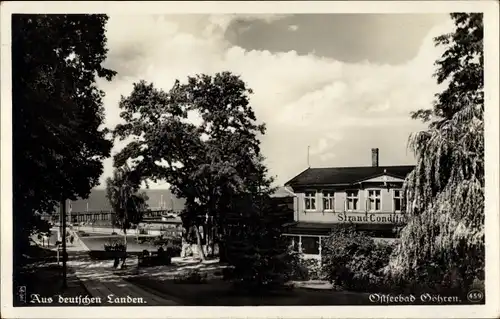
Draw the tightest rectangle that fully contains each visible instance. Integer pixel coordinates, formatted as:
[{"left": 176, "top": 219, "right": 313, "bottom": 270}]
[
  {"left": 383, "top": 245, "right": 485, "bottom": 296},
  {"left": 151, "top": 234, "right": 182, "bottom": 257},
  {"left": 222, "top": 266, "right": 235, "bottom": 280},
  {"left": 321, "top": 225, "right": 394, "bottom": 292},
  {"left": 345, "top": 242, "right": 393, "bottom": 292},
  {"left": 287, "top": 251, "right": 325, "bottom": 281},
  {"left": 138, "top": 248, "right": 172, "bottom": 267},
  {"left": 165, "top": 243, "right": 182, "bottom": 258},
  {"left": 287, "top": 251, "right": 310, "bottom": 281},
  {"left": 469, "top": 278, "right": 485, "bottom": 291},
  {"left": 302, "top": 258, "right": 324, "bottom": 280}
]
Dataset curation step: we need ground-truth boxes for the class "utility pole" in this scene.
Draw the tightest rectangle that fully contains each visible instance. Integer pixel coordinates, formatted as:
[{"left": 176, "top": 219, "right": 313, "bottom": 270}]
[
  {"left": 60, "top": 198, "right": 67, "bottom": 289},
  {"left": 68, "top": 201, "right": 72, "bottom": 227},
  {"left": 58, "top": 203, "right": 63, "bottom": 241},
  {"left": 171, "top": 194, "right": 174, "bottom": 212},
  {"left": 307, "top": 145, "right": 310, "bottom": 168}
]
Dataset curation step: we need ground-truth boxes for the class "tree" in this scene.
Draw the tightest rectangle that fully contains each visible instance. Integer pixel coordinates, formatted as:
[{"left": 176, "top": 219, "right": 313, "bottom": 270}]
[
  {"left": 113, "top": 72, "right": 270, "bottom": 261},
  {"left": 386, "top": 13, "right": 484, "bottom": 291},
  {"left": 224, "top": 192, "right": 296, "bottom": 292},
  {"left": 12, "top": 14, "right": 116, "bottom": 262},
  {"left": 105, "top": 165, "right": 148, "bottom": 255}
]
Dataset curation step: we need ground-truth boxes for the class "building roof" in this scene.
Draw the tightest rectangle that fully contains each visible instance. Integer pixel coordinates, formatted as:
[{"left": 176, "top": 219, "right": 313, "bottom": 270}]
[
  {"left": 284, "top": 221, "right": 400, "bottom": 237},
  {"left": 285, "top": 165, "right": 414, "bottom": 187},
  {"left": 270, "top": 186, "right": 296, "bottom": 198}
]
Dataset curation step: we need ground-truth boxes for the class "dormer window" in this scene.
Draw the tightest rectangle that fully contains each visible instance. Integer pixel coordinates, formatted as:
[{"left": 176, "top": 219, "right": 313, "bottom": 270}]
[{"left": 304, "top": 191, "right": 316, "bottom": 210}]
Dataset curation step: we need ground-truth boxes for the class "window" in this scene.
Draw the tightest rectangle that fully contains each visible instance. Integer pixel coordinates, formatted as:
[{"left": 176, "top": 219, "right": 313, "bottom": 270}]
[
  {"left": 393, "top": 189, "right": 403, "bottom": 212},
  {"left": 367, "top": 190, "right": 381, "bottom": 211},
  {"left": 346, "top": 190, "right": 359, "bottom": 211},
  {"left": 304, "top": 191, "right": 316, "bottom": 210},
  {"left": 301, "top": 236, "right": 320, "bottom": 255},
  {"left": 323, "top": 191, "right": 335, "bottom": 211}
]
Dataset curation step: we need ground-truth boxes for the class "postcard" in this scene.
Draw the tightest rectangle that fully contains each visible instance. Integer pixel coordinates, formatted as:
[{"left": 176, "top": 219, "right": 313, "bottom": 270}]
[{"left": 1, "top": 1, "right": 499, "bottom": 318}]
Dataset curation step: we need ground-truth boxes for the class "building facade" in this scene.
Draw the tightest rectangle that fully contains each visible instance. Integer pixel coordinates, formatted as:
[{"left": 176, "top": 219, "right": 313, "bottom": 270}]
[{"left": 283, "top": 148, "right": 414, "bottom": 259}]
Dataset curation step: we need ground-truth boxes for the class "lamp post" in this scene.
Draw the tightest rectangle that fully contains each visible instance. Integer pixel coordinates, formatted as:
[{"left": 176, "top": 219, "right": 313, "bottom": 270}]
[{"left": 60, "top": 198, "right": 67, "bottom": 289}]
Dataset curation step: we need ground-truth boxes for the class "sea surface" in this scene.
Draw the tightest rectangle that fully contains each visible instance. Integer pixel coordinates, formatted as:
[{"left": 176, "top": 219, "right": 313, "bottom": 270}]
[{"left": 67, "top": 189, "right": 186, "bottom": 213}]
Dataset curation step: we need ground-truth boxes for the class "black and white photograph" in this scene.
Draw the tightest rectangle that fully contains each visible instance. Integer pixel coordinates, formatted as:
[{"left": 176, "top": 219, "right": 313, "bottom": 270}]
[{"left": 1, "top": 1, "right": 499, "bottom": 318}]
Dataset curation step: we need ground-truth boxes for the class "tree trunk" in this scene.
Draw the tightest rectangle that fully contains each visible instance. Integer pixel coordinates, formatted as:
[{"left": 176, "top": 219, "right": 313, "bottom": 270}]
[
  {"left": 218, "top": 217, "right": 227, "bottom": 263},
  {"left": 219, "top": 240, "right": 227, "bottom": 263},
  {"left": 204, "top": 222, "right": 210, "bottom": 257},
  {"left": 210, "top": 224, "right": 216, "bottom": 257},
  {"left": 123, "top": 227, "right": 128, "bottom": 247},
  {"left": 219, "top": 223, "right": 227, "bottom": 263},
  {"left": 120, "top": 227, "right": 127, "bottom": 269},
  {"left": 194, "top": 225, "right": 206, "bottom": 261}
]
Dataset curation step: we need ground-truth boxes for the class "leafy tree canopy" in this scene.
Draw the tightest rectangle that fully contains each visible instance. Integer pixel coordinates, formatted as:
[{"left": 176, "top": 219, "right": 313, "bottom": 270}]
[
  {"left": 105, "top": 165, "right": 148, "bottom": 232},
  {"left": 12, "top": 14, "right": 116, "bottom": 260},
  {"left": 113, "top": 72, "right": 273, "bottom": 222},
  {"left": 12, "top": 14, "right": 116, "bottom": 218},
  {"left": 388, "top": 13, "right": 484, "bottom": 288}
]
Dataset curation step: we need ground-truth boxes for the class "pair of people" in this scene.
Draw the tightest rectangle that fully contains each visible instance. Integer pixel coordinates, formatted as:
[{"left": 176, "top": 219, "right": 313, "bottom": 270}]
[{"left": 63, "top": 235, "right": 74, "bottom": 244}]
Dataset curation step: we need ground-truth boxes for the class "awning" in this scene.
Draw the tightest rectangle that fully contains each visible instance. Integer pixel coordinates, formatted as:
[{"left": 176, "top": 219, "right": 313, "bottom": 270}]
[{"left": 284, "top": 222, "right": 399, "bottom": 238}]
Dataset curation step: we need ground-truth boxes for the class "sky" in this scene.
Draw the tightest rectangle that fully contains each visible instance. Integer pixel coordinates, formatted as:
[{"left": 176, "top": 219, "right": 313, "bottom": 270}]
[{"left": 95, "top": 13, "right": 454, "bottom": 189}]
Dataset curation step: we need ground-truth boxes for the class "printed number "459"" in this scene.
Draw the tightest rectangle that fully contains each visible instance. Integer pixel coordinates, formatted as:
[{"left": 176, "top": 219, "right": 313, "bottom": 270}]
[{"left": 467, "top": 289, "right": 484, "bottom": 303}]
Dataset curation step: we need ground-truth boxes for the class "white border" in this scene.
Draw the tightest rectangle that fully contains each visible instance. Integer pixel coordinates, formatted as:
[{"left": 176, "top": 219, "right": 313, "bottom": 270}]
[{"left": 1, "top": 1, "right": 499, "bottom": 319}]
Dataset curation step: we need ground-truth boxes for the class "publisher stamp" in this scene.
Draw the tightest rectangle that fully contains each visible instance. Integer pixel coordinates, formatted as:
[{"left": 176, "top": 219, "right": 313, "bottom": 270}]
[{"left": 17, "top": 286, "right": 26, "bottom": 304}]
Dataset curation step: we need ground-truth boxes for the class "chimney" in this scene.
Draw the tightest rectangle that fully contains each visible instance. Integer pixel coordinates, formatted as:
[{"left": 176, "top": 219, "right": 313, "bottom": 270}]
[{"left": 371, "top": 148, "right": 379, "bottom": 167}]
